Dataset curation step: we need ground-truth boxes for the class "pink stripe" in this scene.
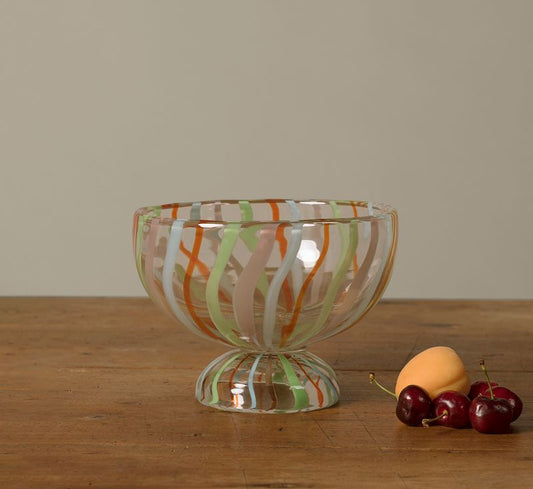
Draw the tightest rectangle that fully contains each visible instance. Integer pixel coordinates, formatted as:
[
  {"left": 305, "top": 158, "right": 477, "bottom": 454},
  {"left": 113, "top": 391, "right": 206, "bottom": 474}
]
[
  {"left": 232, "top": 224, "right": 277, "bottom": 347},
  {"left": 145, "top": 218, "right": 171, "bottom": 314}
]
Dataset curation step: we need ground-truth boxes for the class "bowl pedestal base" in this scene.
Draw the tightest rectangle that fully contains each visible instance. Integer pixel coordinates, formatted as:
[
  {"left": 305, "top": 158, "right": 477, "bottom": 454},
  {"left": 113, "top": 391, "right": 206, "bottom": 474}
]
[{"left": 195, "top": 350, "right": 340, "bottom": 413}]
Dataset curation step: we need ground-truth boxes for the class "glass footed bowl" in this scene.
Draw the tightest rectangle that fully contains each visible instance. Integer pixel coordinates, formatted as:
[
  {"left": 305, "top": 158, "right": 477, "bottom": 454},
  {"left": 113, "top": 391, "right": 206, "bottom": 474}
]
[{"left": 133, "top": 199, "right": 398, "bottom": 413}]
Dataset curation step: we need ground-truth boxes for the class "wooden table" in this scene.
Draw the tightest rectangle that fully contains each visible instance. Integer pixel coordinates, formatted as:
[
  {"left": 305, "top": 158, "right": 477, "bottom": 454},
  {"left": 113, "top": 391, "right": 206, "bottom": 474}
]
[{"left": 1, "top": 298, "right": 532, "bottom": 488}]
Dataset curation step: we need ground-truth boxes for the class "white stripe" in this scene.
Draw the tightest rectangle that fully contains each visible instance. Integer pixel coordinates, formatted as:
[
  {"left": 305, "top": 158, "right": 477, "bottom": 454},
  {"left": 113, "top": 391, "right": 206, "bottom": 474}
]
[
  {"left": 263, "top": 225, "right": 303, "bottom": 348},
  {"left": 262, "top": 200, "right": 302, "bottom": 348},
  {"left": 162, "top": 220, "right": 211, "bottom": 340},
  {"left": 190, "top": 202, "right": 201, "bottom": 220},
  {"left": 364, "top": 201, "right": 374, "bottom": 238}
]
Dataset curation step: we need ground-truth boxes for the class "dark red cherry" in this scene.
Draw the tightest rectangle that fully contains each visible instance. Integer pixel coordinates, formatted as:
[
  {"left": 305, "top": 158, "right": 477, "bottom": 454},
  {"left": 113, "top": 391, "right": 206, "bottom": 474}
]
[
  {"left": 423, "top": 390, "right": 471, "bottom": 428},
  {"left": 369, "top": 373, "right": 431, "bottom": 427},
  {"left": 469, "top": 380, "right": 498, "bottom": 399},
  {"left": 469, "top": 395, "right": 513, "bottom": 434},
  {"left": 396, "top": 385, "right": 432, "bottom": 426},
  {"left": 482, "top": 386, "right": 523, "bottom": 422}
]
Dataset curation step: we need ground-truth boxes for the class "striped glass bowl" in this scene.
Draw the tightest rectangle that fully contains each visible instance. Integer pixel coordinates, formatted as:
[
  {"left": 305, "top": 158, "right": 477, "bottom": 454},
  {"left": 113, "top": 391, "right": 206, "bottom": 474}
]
[{"left": 133, "top": 199, "right": 398, "bottom": 413}]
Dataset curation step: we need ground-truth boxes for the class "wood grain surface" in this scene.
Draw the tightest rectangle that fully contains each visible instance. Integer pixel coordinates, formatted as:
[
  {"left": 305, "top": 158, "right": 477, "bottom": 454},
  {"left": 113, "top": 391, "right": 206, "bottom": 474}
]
[{"left": 1, "top": 298, "right": 532, "bottom": 488}]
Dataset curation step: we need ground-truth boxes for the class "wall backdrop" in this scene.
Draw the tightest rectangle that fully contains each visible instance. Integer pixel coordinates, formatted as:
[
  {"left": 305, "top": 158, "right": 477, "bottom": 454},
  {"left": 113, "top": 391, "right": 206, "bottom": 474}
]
[{"left": 1, "top": 1, "right": 532, "bottom": 298}]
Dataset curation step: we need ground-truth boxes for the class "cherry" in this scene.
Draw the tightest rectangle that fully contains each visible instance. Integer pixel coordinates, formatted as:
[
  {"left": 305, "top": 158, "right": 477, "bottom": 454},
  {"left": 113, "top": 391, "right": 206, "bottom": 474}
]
[
  {"left": 482, "top": 386, "right": 523, "bottom": 422},
  {"left": 469, "top": 360, "right": 513, "bottom": 434},
  {"left": 469, "top": 380, "right": 498, "bottom": 400},
  {"left": 469, "top": 396, "right": 513, "bottom": 434},
  {"left": 369, "top": 373, "right": 431, "bottom": 426},
  {"left": 422, "top": 390, "right": 471, "bottom": 429},
  {"left": 396, "top": 385, "right": 433, "bottom": 426}
]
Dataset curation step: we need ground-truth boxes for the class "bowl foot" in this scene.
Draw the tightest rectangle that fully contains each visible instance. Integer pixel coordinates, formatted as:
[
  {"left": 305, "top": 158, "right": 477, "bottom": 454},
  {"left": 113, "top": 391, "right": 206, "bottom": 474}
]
[{"left": 195, "top": 350, "right": 340, "bottom": 413}]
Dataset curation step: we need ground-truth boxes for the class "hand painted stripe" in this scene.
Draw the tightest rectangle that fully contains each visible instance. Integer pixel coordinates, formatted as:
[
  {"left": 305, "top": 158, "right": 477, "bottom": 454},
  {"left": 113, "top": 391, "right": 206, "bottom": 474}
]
[
  {"left": 205, "top": 223, "right": 249, "bottom": 347},
  {"left": 268, "top": 201, "right": 294, "bottom": 310},
  {"left": 280, "top": 223, "right": 330, "bottom": 347},
  {"left": 307, "top": 203, "right": 328, "bottom": 305},
  {"left": 233, "top": 224, "right": 277, "bottom": 346},
  {"left": 292, "top": 356, "right": 324, "bottom": 408},
  {"left": 295, "top": 218, "right": 359, "bottom": 345},
  {"left": 265, "top": 355, "right": 278, "bottom": 411},
  {"left": 143, "top": 217, "right": 158, "bottom": 292},
  {"left": 143, "top": 217, "right": 170, "bottom": 313},
  {"left": 132, "top": 213, "right": 140, "bottom": 250},
  {"left": 135, "top": 206, "right": 162, "bottom": 295},
  {"left": 183, "top": 226, "right": 220, "bottom": 340},
  {"left": 262, "top": 223, "right": 302, "bottom": 348},
  {"left": 228, "top": 354, "right": 250, "bottom": 390},
  {"left": 162, "top": 220, "right": 212, "bottom": 340},
  {"left": 276, "top": 223, "right": 294, "bottom": 308},
  {"left": 190, "top": 202, "right": 201, "bottom": 220},
  {"left": 178, "top": 224, "right": 233, "bottom": 305},
  {"left": 349, "top": 201, "right": 359, "bottom": 273},
  {"left": 320, "top": 220, "right": 381, "bottom": 339},
  {"left": 278, "top": 354, "right": 309, "bottom": 411},
  {"left": 248, "top": 354, "right": 263, "bottom": 409},
  {"left": 263, "top": 200, "right": 302, "bottom": 349},
  {"left": 179, "top": 241, "right": 211, "bottom": 279},
  {"left": 171, "top": 204, "right": 178, "bottom": 219},
  {"left": 363, "top": 201, "right": 373, "bottom": 239},
  {"left": 237, "top": 201, "right": 268, "bottom": 297},
  {"left": 284, "top": 200, "right": 300, "bottom": 310},
  {"left": 296, "top": 200, "right": 352, "bottom": 333},
  {"left": 290, "top": 258, "right": 304, "bottom": 311},
  {"left": 209, "top": 351, "right": 243, "bottom": 405},
  {"left": 358, "top": 212, "right": 398, "bottom": 320},
  {"left": 300, "top": 355, "right": 339, "bottom": 401},
  {"left": 135, "top": 214, "right": 148, "bottom": 291}
]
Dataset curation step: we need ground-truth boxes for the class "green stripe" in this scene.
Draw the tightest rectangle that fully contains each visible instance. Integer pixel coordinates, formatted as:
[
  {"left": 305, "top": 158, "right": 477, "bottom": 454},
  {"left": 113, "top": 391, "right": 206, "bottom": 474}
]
[
  {"left": 237, "top": 201, "right": 268, "bottom": 296},
  {"left": 135, "top": 206, "right": 162, "bottom": 293},
  {"left": 209, "top": 352, "right": 243, "bottom": 405},
  {"left": 278, "top": 354, "right": 309, "bottom": 411},
  {"left": 135, "top": 215, "right": 149, "bottom": 291},
  {"left": 238, "top": 200, "right": 253, "bottom": 221}
]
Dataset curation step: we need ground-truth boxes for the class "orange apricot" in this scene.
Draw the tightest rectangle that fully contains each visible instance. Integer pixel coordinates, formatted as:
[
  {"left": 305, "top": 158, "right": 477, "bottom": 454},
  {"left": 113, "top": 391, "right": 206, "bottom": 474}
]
[{"left": 395, "top": 346, "right": 470, "bottom": 400}]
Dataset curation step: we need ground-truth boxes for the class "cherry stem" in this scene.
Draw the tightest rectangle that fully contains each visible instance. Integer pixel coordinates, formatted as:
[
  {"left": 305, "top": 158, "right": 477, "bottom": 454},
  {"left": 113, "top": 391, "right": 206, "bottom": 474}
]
[
  {"left": 480, "top": 359, "right": 495, "bottom": 399},
  {"left": 422, "top": 410, "right": 447, "bottom": 428},
  {"left": 369, "top": 372, "right": 397, "bottom": 399}
]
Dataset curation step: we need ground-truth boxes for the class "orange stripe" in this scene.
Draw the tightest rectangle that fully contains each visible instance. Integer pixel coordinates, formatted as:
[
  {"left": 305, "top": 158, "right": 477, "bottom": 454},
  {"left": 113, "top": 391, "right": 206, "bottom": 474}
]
[
  {"left": 132, "top": 214, "right": 139, "bottom": 250},
  {"left": 180, "top": 242, "right": 211, "bottom": 279},
  {"left": 277, "top": 223, "right": 294, "bottom": 311},
  {"left": 183, "top": 226, "right": 220, "bottom": 340},
  {"left": 170, "top": 203, "right": 227, "bottom": 304},
  {"left": 292, "top": 356, "right": 324, "bottom": 408},
  {"left": 268, "top": 201, "right": 280, "bottom": 221},
  {"left": 269, "top": 202, "right": 294, "bottom": 311},
  {"left": 280, "top": 224, "right": 330, "bottom": 346},
  {"left": 179, "top": 226, "right": 232, "bottom": 304},
  {"left": 228, "top": 354, "right": 249, "bottom": 387}
]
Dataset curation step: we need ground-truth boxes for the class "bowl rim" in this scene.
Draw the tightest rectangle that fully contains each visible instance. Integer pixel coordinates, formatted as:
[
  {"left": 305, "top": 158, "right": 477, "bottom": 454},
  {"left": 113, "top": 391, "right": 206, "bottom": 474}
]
[{"left": 134, "top": 199, "right": 397, "bottom": 226}]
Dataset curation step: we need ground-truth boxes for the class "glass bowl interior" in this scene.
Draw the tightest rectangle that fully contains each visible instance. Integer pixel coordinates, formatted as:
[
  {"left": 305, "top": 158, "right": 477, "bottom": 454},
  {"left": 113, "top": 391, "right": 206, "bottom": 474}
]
[{"left": 133, "top": 199, "right": 398, "bottom": 351}]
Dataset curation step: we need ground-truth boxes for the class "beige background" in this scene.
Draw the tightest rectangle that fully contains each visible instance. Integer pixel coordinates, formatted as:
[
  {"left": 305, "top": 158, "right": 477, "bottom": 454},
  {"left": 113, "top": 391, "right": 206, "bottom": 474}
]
[{"left": 1, "top": 1, "right": 532, "bottom": 298}]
